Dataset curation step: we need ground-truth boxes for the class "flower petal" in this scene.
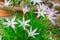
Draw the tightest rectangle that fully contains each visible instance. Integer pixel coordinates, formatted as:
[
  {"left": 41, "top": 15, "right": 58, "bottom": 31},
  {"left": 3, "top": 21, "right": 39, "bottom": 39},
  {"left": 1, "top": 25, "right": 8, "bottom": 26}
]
[
  {"left": 25, "top": 20, "right": 30, "bottom": 23},
  {"left": 33, "top": 28, "right": 37, "bottom": 33},
  {"left": 11, "top": 16, "right": 16, "bottom": 22}
]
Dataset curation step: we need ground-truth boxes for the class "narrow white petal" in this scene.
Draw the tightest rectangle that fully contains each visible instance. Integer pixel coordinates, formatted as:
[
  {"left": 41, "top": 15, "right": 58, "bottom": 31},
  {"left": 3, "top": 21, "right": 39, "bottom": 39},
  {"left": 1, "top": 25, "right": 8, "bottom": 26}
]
[
  {"left": 19, "top": 25, "right": 22, "bottom": 27},
  {"left": 30, "top": 27, "right": 32, "bottom": 32},
  {"left": 33, "top": 28, "right": 37, "bottom": 33},
  {"left": 33, "top": 33, "right": 39, "bottom": 35},
  {"left": 41, "top": 14, "right": 45, "bottom": 17},
  {"left": 2, "top": 22, "right": 8, "bottom": 25},
  {"left": 37, "top": 15, "right": 40, "bottom": 18},
  {"left": 2, "top": 22, "right": 10, "bottom": 27},
  {"left": 32, "top": 35, "right": 35, "bottom": 38},
  {"left": 43, "top": 13, "right": 46, "bottom": 14},
  {"left": 5, "top": 0, "right": 7, "bottom": 3},
  {"left": 55, "top": 11, "right": 58, "bottom": 13},
  {"left": 52, "top": 17, "right": 56, "bottom": 20},
  {"left": 8, "top": 0, "right": 11, "bottom": 3},
  {"left": 12, "top": 22, "right": 18, "bottom": 24},
  {"left": 11, "top": 25, "right": 15, "bottom": 30},
  {"left": 34, "top": 12, "right": 39, "bottom": 14},
  {"left": 33, "top": 2, "right": 36, "bottom": 5},
  {"left": 50, "top": 19, "right": 56, "bottom": 25},
  {"left": 8, "top": 3, "right": 12, "bottom": 6},
  {"left": 25, "top": 29, "right": 29, "bottom": 34},
  {"left": 25, "top": 20, "right": 30, "bottom": 23},
  {"left": 11, "top": 16, "right": 16, "bottom": 22},
  {"left": 41, "top": 10, "right": 45, "bottom": 13},
  {"left": 37, "top": 6, "right": 40, "bottom": 11},
  {"left": 23, "top": 26, "right": 26, "bottom": 30},
  {"left": 25, "top": 24, "right": 30, "bottom": 26},
  {"left": 18, "top": 20, "right": 22, "bottom": 23},
  {"left": 23, "top": 17, "right": 25, "bottom": 22},
  {"left": 5, "top": 18, "right": 10, "bottom": 22}
]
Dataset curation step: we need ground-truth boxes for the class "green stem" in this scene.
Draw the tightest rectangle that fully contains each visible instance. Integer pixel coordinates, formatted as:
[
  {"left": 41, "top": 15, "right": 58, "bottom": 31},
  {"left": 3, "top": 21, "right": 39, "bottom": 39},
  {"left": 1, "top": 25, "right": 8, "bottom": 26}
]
[{"left": 26, "top": 36, "right": 30, "bottom": 40}]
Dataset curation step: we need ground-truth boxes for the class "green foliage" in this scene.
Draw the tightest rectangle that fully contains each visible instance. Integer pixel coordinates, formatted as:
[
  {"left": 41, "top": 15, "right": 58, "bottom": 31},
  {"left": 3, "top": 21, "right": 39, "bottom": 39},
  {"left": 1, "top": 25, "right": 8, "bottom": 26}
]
[
  {"left": 0, "top": 10, "right": 53, "bottom": 40},
  {"left": 0, "top": 0, "right": 59, "bottom": 40},
  {"left": 56, "top": 38, "right": 60, "bottom": 40}
]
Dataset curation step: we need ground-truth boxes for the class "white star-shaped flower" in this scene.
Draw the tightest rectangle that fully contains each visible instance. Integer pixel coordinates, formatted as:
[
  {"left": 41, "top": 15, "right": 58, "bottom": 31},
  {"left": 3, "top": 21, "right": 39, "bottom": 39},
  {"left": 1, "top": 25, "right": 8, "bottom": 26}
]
[
  {"left": 46, "top": 9, "right": 58, "bottom": 25},
  {"left": 30, "top": 0, "right": 42, "bottom": 5},
  {"left": 25, "top": 27, "right": 39, "bottom": 38},
  {"left": 18, "top": 17, "right": 30, "bottom": 30},
  {"left": 34, "top": 5, "right": 46, "bottom": 18},
  {"left": 0, "top": 0, "right": 12, "bottom": 7},
  {"left": 22, "top": 5, "right": 30, "bottom": 14},
  {"left": 2, "top": 16, "right": 18, "bottom": 30}
]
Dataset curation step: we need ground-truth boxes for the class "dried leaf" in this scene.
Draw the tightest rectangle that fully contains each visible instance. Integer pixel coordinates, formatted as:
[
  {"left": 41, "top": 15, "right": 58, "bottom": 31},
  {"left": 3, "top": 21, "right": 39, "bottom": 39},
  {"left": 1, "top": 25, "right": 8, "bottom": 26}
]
[
  {"left": 0, "top": 0, "right": 4, "bottom": 2},
  {"left": 0, "top": 9, "right": 12, "bottom": 17}
]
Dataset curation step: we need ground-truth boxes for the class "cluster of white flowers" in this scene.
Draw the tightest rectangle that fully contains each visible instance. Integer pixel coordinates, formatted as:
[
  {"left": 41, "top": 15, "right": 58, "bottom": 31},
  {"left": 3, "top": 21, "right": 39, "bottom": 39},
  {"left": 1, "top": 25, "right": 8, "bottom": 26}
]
[
  {"left": 1, "top": 0, "right": 39, "bottom": 37},
  {"left": 1, "top": 0, "right": 58, "bottom": 39},
  {"left": 2, "top": 16, "right": 39, "bottom": 38},
  {"left": 2, "top": 4, "right": 39, "bottom": 38},
  {"left": 33, "top": 2, "right": 58, "bottom": 25}
]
